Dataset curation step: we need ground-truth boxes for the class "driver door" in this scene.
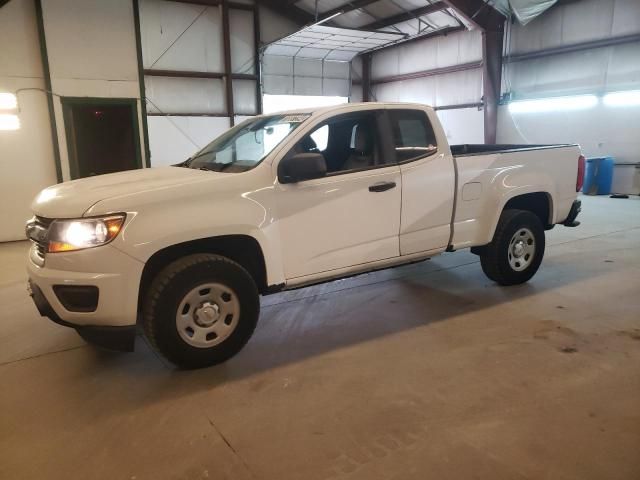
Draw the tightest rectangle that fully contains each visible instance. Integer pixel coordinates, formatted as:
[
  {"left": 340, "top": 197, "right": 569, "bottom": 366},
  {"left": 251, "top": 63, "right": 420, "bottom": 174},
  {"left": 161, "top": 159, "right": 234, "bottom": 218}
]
[{"left": 275, "top": 110, "right": 402, "bottom": 281}]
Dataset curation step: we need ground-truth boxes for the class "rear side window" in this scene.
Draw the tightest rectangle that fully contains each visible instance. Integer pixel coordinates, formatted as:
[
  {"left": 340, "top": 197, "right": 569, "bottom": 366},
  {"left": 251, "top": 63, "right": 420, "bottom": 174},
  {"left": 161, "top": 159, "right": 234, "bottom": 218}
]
[{"left": 389, "top": 110, "right": 437, "bottom": 163}]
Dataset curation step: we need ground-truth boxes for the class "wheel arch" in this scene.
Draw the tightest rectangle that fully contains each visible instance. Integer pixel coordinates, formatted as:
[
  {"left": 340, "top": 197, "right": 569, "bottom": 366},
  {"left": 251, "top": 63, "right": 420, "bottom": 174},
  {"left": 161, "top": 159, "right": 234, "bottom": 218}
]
[
  {"left": 472, "top": 190, "right": 554, "bottom": 254},
  {"left": 137, "top": 235, "right": 269, "bottom": 314},
  {"left": 502, "top": 191, "right": 554, "bottom": 228}
]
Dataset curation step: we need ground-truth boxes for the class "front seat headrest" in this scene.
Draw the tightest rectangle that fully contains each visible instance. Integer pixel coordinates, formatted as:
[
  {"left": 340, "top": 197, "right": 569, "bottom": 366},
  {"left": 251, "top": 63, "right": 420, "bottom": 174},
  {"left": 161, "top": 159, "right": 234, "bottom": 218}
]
[{"left": 353, "top": 126, "right": 371, "bottom": 154}]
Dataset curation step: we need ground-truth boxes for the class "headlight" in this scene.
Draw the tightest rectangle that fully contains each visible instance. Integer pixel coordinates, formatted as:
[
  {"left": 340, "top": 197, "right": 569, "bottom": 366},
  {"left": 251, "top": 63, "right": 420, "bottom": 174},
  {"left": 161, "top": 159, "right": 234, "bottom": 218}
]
[{"left": 47, "top": 214, "right": 126, "bottom": 253}]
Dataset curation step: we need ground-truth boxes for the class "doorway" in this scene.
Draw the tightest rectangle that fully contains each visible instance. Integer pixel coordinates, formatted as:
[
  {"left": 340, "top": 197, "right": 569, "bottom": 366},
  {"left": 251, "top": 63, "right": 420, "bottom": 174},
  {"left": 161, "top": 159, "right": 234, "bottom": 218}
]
[{"left": 62, "top": 98, "right": 142, "bottom": 179}]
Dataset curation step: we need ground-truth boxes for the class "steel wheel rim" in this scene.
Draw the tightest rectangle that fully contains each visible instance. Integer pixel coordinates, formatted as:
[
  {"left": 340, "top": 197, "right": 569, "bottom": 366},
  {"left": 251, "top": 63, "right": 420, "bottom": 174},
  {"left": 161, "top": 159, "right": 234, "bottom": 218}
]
[
  {"left": 175, "top": 283, "right": 240, "bottom": 348},
  {"left": 508, "top": 228, "right": 535, "bottom": 272}
]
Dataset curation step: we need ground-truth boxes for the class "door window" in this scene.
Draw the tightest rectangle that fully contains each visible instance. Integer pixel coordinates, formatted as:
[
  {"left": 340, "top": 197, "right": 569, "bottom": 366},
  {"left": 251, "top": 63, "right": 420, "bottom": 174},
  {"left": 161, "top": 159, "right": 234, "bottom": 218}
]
[
  {"left": 291, "top": 111, "right": 393, "bottom": 175},
  {"left": 388, "top": 110, "right": 437, "bottom": 163}
]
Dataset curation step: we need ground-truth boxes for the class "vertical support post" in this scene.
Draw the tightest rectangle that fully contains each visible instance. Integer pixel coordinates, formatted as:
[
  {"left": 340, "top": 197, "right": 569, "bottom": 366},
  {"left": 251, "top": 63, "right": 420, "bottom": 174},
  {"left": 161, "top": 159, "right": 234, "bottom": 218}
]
[
  {"left": 253, "top": 4, "right": 262, "bottom": 114},
  {"left": 132, "top": 0, "right": 151, "bottom": 167},
  {"left": 482, "top": 26, "right": 503, "bottom": 144},
  {"left": 362, "top": 53, "right": 372, "bottom": 102},
  {"left": 34, "top": 0, "right": 63, "bottom": 183},
  {"left": 221, "top": 0, "right": 235, "bottom": 126}
]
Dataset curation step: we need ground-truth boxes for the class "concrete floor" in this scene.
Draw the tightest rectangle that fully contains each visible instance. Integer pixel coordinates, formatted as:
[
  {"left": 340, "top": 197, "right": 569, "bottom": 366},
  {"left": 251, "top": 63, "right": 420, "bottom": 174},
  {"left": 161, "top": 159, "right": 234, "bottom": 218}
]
[{"left": 1, "top": 194, "right": 639, "bottom": 480}]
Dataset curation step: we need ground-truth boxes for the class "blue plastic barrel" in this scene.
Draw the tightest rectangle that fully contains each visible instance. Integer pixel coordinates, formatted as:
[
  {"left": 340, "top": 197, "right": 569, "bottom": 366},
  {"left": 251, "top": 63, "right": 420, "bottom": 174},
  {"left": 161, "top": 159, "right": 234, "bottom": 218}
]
[{"left": 583, "top": 157, "right": 614, "bottom": 195}]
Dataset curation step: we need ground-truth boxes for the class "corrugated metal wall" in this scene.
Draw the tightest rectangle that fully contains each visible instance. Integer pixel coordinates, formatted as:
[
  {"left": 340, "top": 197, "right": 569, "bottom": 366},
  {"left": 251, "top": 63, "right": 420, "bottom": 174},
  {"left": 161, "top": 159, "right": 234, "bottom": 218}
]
[
  {"left": 362, "top": 29, "right": 485, "bottom": 144},
  {"left": 503, "top": 0, "right": 640, "bottom": 98},
  {"left": 498, "top": 0, "right": 640, "bottom": 163},
  {"left": 140, "top": 0, "right": 261, "bottom": 166},
  {"left": 369, "top": 29, "right": 483, "bottom": 107}
]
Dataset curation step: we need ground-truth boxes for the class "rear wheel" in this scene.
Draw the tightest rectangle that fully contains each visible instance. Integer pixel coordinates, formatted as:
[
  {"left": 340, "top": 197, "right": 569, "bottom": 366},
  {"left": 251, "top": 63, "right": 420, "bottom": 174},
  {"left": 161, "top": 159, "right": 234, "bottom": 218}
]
[
  {"left": 480, "top": 209, "right": 545, "bottom": 286},
  {"left": 142, "top": 254, "right": 259, "bottom": 369}
]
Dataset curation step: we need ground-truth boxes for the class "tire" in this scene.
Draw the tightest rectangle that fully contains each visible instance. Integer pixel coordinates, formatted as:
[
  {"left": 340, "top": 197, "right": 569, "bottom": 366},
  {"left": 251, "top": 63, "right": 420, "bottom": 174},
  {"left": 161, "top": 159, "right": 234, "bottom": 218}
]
[
  {"left": 142, "top": 253, "right": 259, "bottom": 369},
  {"left": 479, "top": 209, "right": 545, "bottom": 286}
]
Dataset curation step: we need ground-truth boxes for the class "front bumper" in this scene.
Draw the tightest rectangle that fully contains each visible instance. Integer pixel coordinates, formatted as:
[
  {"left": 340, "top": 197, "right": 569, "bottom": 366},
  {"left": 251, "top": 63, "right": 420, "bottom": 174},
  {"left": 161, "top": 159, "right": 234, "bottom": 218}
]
[
  {"left": 28, "top": 281, "right": 135, "bottom": 351},
  {"left": 27, "top": 243, "right": 144, "bottom": 351}
]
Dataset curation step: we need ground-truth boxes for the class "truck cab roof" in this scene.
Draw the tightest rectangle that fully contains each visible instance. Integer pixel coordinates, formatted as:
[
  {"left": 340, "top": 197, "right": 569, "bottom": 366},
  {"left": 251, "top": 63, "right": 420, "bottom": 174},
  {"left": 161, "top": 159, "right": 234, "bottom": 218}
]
[{"left": 261, "top": 101, "right": 434, "bottom": 118}]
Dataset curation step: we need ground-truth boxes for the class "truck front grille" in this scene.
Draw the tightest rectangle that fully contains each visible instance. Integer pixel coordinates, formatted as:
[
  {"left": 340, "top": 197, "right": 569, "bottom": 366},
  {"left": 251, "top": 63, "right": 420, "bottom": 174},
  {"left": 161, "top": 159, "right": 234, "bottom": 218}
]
[{"left": 27, "top": 216, "right": 53, "bottom": 259}]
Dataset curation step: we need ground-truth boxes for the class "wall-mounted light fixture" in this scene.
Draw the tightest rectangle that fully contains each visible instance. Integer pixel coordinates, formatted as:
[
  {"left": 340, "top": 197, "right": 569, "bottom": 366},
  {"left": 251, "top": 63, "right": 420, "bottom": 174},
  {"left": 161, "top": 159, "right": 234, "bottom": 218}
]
[
  {"left": 0, "top": 92, "right": 19, "bottom": 130},
  {"left": 603, "top": 90, "right": 640, "bottom": 107},
  {"left": 0, "top": 114, "right": 20, "bottom": 130},
  {"left": 508, "top": 94, "right": 598, "bottom": 114}
]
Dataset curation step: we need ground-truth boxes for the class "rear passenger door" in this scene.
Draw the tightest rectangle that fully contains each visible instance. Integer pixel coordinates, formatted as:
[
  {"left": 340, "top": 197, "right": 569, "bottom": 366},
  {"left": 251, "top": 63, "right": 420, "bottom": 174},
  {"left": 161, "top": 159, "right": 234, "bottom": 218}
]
[{"left": 388, "top": 108, "right": 455, "bottom": 256}]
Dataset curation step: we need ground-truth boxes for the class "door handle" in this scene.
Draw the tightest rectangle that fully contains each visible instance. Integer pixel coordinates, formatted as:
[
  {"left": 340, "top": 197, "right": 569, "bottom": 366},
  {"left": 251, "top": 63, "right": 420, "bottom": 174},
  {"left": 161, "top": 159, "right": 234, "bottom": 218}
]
[{"left": 369, "top": 181, "right": 396, "bottom": 193}]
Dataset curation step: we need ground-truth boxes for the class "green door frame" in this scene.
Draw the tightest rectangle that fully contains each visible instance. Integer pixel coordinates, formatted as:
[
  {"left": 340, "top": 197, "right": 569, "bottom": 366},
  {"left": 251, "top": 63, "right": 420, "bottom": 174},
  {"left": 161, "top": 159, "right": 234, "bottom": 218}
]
[{"left": 61, "top": 97, "right": 143, "bottom": 180}]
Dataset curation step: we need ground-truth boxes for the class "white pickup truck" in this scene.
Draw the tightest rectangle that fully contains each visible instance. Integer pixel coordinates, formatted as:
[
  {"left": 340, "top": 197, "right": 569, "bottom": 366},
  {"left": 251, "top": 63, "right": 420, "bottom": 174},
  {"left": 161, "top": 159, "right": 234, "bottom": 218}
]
[{"left": 26, "top": 102, "right": 584, "bottom": 368}]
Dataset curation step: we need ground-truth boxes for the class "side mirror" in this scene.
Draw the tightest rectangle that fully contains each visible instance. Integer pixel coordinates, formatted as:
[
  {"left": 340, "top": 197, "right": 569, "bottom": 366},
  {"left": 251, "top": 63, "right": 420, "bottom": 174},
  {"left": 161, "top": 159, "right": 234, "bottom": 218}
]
[{"left": 278, "top": 153, "right": 327, "bottom": 184}]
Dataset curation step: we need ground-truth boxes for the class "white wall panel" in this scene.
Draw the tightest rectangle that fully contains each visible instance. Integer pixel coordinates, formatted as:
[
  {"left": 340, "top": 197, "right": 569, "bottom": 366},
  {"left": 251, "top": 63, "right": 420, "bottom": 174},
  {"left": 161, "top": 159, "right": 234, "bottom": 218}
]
[
  {"left": 350, "top": 84, "right": 363, "bottom": 103},
  {"left": 234, "top": 115, "right": 254, "bottom": 125},
  {"left": 508, "top": 0, "right": 640, "bottom": 55},
  {"left": 44, "top": 0, "right": 139, "bottom": 82},
  {"left": 436, "top": 108, "right": 484, "bottom": 145},
  {"left": 42, "top": 0, "right": 144, "bottom": 181},
  {"left": 505, "top": 42, "right": 640, "bottom": 98},
  {"left": 497, "top": 103, "right": 640, "bottom": 163},
  {"left": 606, "top": 42, "right": 640, "bottom": 91},
  {"left": 371, "top": 48, "right": 399, "bottom": 80},
  {"left": 230, "top": 8, "right": 255, "bottom": 74},
  {"left": 148, "top": 116, "right": 230, "bottom": 167},
  {"left": 0, "top": 0, "right": 58, "bottom": 241},
  {"left": 372, "top": 29, "right": 482, "bottom": 81},
  {"left": 372, "top": 69, "right": 482, "bottom": 107},
  {"left": 232, "top": 79, "right": 257, "bottom": 115},
  {"left": 140, "top": 0, "right": 223, "bottom": 72},
  {"left": 145, "top": 77, "right": 225, "bottom": 114}
]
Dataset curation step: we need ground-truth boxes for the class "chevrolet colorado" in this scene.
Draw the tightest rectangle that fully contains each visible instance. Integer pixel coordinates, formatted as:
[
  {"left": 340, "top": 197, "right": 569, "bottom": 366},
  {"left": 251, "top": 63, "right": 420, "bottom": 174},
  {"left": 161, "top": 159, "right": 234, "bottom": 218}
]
[{"left": 26, "top": 102, "right": 584, "bottom": 368}]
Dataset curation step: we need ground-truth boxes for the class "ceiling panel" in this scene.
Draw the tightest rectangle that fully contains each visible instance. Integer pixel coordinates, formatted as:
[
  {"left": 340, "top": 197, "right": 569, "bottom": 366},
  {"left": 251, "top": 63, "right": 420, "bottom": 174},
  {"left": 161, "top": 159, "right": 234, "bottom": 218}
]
[
  {"left": 264, "top": 24, "right": 405, "bottom": 60},
  {"left": 363, "top": 1, "right": 405, "bottom": 19},
  {"left": 295, "top": 0, "right": 352, "bottom": 15},
  {"left": 332, "top": 9, "right": 378, "bottom": 28}
]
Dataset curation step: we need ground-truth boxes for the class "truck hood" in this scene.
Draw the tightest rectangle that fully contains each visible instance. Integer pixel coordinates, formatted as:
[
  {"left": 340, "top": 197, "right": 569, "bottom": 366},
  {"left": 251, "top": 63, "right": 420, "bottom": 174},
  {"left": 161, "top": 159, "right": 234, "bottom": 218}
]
[{"left": 32, "top": 167, "right": 217, "bottom": 218}]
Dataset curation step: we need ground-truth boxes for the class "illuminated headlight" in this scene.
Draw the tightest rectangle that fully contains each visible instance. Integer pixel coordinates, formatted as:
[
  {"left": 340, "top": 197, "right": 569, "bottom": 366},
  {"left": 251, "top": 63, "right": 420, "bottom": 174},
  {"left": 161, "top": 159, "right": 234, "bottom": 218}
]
[{"left": 47, "top": 214, "right": 126, "bottom": 253}]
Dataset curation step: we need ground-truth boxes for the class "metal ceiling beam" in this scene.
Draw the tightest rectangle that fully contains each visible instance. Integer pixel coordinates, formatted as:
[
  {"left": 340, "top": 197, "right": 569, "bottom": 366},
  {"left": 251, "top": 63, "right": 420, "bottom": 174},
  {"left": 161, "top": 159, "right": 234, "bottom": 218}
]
[
  {"left": 370, "top": 60, "right": 481, "bottom": 85},
  {"left": 442, "top": 0, "right": 504, "bottom": 144},
  {"left": 361, "top": 53, "right": 372, "bottom": 102},
  {"left": 506, "top": 32, "right": 640, "bottom": 63},
  {"left": 364, "top": 25, "right": 465, "bottom": 53},
  {"left": 221, "top": 0, "right": 234, "bottom": 125},
  {"left": 360, "top": 2, "right": 448, "bottom": 31},
  {"left": 257, "top": 0, "right": 381, "bottom": 28},
  {"left": 317, "top": 0, "right": 380, "bottom": 22},
  {"left": 440, "top": 0, "right": 503, "bottom": 30}
]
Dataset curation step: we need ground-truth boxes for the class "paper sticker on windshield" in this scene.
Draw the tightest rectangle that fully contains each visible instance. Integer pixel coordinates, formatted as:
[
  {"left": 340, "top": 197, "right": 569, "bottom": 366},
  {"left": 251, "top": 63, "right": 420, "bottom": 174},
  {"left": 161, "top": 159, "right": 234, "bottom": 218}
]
[{"left": 281, "top": 114, "right": 310, "bottom": 124}]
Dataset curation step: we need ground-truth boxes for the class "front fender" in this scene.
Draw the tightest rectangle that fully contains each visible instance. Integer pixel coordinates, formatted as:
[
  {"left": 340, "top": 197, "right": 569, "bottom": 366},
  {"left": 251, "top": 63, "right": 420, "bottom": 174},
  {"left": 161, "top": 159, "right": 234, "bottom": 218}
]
[{"left": 91, "top": 169, "right": 286, "bottom": 287}]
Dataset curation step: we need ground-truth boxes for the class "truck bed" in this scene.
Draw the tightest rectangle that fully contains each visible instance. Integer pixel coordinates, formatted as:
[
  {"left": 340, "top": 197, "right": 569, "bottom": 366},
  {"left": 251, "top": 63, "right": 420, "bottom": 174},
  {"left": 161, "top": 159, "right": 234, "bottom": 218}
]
[{"left": 451, "top": 144, "right": 577, "bottom": 157}]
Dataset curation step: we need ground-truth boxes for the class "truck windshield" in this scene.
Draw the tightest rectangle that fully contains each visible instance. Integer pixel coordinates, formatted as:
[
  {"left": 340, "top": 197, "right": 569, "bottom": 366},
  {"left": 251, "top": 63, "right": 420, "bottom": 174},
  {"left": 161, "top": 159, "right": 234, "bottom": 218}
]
[{"left": 182, "top": 114, "right": 310, "bottom": 172}]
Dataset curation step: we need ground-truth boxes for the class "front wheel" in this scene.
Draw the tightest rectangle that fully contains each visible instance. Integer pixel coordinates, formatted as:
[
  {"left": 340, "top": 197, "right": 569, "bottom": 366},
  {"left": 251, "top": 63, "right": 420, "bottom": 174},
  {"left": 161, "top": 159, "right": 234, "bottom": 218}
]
[
  {"left": 480, "top": 209, "right": 545, "bottom": 286},
  {"left": 142, "top": 254, "right": 259, "bottom": 369}
]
